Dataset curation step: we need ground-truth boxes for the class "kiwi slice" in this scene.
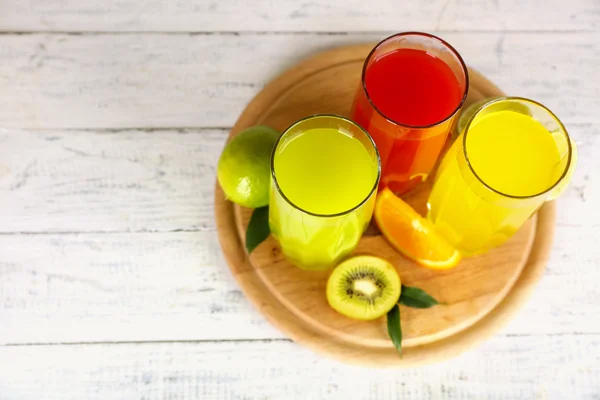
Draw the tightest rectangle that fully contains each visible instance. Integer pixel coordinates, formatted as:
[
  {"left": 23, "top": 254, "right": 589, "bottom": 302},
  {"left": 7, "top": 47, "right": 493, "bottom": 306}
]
[{"left": 326, "top": 255, "right": 401, "bottom": 321}]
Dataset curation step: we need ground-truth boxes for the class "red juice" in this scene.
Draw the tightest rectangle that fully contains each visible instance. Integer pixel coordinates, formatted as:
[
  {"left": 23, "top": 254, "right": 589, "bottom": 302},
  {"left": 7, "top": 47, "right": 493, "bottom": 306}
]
[{"left": 352, "top": 47, "right": 465, "bottom": 195}]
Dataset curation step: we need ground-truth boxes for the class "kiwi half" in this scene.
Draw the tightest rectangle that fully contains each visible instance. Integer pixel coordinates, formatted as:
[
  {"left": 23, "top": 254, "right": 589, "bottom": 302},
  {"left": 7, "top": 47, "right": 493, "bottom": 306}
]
[{"left": 326, "top": 255, "right": 401, "bottom": 321}]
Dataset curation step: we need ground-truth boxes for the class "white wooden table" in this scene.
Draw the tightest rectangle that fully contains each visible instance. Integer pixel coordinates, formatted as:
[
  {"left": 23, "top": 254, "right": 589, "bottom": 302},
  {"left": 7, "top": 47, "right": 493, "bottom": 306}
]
[{"left": 0, "top": 1, "right": 598, "bottom": 399}]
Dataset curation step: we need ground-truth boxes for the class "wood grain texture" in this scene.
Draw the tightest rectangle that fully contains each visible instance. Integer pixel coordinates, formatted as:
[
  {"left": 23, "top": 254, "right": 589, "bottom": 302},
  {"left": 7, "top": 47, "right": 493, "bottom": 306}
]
[
  {"left": 0, "top": 128, "right": 226, "bottom": 233},
  {"left": 0, "top": 33, "right": 597, "bottom": 129},
  {"left": 0, "top": 231, "right": 282, "bottom": 344},
  {"left": 1, "top": 337, "right": 598, "bottom": 400},
  {"left": 0, "top": 0, "right": 597, "bottom": 32},
  {"left": 0, "top": 225, "right": 598, "bottom": 345}
]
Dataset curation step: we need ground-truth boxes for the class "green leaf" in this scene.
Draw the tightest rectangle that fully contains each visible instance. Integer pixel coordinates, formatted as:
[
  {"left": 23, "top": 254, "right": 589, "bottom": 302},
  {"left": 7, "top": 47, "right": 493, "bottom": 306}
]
[
  {"left": 387, "top": 304, "right": 402, "bottom": 356},
  {"left": 399, "top": 285, "right": 439, "bottom": 309},
  {"left": 245, "top": 206, "right": 270, "bottom": 254}
]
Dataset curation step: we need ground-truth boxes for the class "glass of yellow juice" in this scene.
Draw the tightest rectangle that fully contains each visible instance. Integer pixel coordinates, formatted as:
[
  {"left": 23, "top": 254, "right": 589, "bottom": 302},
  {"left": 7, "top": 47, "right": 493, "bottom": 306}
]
[
  {"left": 427, "top": 97, "right": 577, "bottom": 256},
  {"left": 269, "top": 114, "right": 381, "bottom": 270}
]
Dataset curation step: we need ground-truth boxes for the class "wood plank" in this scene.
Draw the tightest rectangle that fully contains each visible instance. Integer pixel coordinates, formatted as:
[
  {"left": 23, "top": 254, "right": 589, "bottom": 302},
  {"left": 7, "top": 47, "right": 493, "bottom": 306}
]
[
  {"left": 0, "top": 128, "right": 226, "bottom": 233},
  {"left": 0, "top": 33, "right": 597, "bottom": 129},
  {"left": 0, "top": 231, "right": 284, "bottom": 344},
  {"left": 0, "top": 125, "right": 597, "bottom": 234},
  {"left": 0, "top": 336, "right": 598, "bottom": 399},
  {"left": 0, "top": 0, "right": 597, "bottom": 32},
  {"left": 0, "top": 226, "right": 598, "bottom": 345}
]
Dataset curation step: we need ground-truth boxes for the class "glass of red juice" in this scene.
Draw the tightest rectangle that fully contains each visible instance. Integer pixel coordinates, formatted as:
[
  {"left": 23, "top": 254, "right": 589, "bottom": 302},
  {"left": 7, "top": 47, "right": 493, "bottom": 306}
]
[{"left": 351, "top": 32, "right": 469, "bottom": 195}]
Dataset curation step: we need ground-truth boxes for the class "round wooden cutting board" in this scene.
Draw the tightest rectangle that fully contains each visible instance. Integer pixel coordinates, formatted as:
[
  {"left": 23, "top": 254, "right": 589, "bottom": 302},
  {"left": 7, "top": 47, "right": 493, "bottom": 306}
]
[{"left": 214, "top": 44, "right": 556, "bottom": 367}]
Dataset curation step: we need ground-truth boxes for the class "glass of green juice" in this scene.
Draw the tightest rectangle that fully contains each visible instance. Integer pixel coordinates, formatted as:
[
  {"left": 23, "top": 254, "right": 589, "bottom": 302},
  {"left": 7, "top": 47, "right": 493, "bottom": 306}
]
[
  {"left": 427, "top": 97, "right": 577, "bottom": 256},
  {"left": 269, "top": 114, "right": 381, "bottom": 270}
]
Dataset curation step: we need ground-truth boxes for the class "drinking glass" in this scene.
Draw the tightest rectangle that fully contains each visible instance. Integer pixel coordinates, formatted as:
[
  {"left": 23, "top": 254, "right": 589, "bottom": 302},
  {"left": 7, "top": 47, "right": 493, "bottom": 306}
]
[
  {"left": 351, "top": 32, "right": 469, "bottom": 195},
  {"left": 427, "top": 97, "right": 577, "bottom": 256},
  {"left": 269, "top": 115, "right": 380, "bottom": 270}
]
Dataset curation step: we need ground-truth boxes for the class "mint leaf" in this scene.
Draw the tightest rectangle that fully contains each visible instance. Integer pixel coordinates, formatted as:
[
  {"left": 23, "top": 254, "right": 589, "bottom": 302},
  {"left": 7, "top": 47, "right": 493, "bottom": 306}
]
[
  {"left": 245, "top": 206, "right": 270, "bottom": 254},
  {"left": 387, "top": 304, "right": 402, "bottom": 356},
  {"left": 399, "top": 285, "right": 439, "bottom": 309}
]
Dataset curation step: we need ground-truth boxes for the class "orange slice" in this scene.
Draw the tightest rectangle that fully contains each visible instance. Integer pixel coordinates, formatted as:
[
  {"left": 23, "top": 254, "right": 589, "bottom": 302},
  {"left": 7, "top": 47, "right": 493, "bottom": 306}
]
[{"left": 374, "top": 188, "right": 461, "bottom": 269}]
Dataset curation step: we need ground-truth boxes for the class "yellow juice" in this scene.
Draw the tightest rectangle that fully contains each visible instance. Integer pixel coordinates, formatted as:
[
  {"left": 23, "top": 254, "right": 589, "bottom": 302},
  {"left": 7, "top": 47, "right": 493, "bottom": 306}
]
[
  {"left": 427, "top": 109, "right": 564, "bottom": 255},
  {"left": 270, "top": 125, "right": 379, "bottom": 270}
]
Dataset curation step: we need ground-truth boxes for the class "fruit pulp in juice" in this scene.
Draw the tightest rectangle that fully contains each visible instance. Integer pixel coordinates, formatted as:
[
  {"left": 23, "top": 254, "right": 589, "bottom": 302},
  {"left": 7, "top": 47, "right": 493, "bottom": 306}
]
[
  {"left": 427, "top": 110, "right": 564, "bottom": 255},
  {"left": 269, "top": 127, "right": 378, "bottom": 270},
  {"left": 352, "top": 48, "right": 463, "bottom": 195}
]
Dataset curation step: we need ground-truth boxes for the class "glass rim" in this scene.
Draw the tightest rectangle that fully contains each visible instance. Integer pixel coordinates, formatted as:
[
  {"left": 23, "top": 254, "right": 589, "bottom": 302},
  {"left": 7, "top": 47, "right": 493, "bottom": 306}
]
[
  {"left": 462, "top": 96, "right": 573, "bottom": 200},
  {"left": 270, "top": 113, "right": 381, "bottom": 218},
  {"left": 360, "top": 31, "right": 470, "bottom": 130}
]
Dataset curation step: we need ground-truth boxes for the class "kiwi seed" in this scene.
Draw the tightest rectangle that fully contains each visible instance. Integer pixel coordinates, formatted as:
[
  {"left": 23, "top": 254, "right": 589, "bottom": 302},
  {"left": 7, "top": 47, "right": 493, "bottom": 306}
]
[{"left": 326, "top": 255, "right": 402, "bottom": 321}]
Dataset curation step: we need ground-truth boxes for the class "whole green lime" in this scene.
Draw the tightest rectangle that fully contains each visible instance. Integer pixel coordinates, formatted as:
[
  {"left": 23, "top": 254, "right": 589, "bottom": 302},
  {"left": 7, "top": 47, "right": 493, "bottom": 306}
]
[{"left": 218, "top": 125, "right": 279, "bottom": 208}]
